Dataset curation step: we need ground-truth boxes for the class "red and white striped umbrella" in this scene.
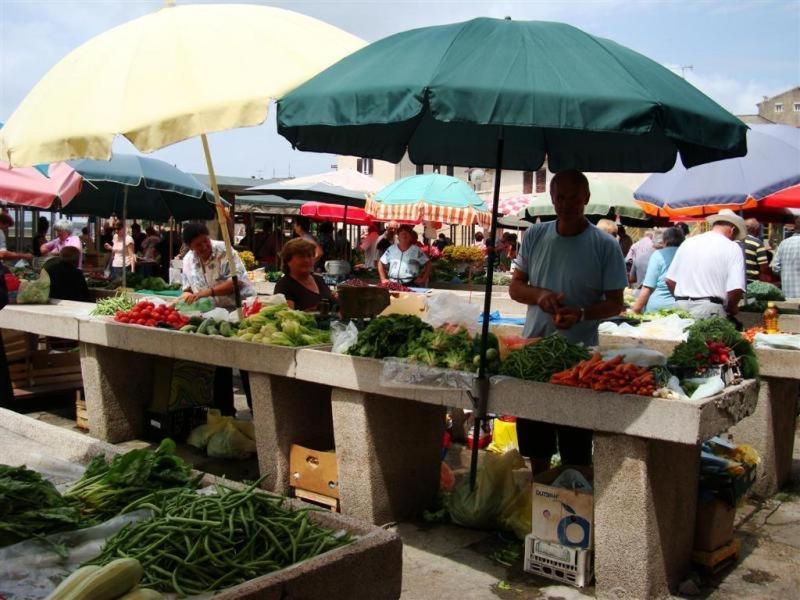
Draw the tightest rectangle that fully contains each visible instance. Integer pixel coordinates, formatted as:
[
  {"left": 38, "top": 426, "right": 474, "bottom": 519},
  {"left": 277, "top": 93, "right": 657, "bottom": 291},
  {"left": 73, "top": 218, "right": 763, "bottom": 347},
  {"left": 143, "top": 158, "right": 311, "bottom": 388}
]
[{"left": 497, "top": 194, "right": 533, "bottom": 216}]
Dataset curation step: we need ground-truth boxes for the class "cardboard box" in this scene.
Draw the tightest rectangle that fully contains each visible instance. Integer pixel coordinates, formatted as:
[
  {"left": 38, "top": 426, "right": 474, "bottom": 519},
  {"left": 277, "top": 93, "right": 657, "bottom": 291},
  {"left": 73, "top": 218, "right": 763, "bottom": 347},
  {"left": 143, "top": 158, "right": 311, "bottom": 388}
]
[
  {"left": 694, "top": 498, "right": 735, "bottom": 552},
  {"left": 531, "top": 466, "right": 594, "bottom": 550},
  {"left": 290, "top": 444, "right": 340, "bottom": 499}
]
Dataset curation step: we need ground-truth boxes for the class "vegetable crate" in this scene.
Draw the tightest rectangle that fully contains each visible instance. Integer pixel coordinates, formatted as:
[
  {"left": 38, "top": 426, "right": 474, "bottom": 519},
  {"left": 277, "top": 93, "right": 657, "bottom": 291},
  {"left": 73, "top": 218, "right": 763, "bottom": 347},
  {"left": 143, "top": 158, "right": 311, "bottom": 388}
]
[
  {"left": 523, "top": 534, "right": 593, "bottom": 588},
  {"left": 289, "top": 444, "right": 340, "bottom": 512},
  {"left": 144, "top": 406, "right": 208, "bottom": 443}
]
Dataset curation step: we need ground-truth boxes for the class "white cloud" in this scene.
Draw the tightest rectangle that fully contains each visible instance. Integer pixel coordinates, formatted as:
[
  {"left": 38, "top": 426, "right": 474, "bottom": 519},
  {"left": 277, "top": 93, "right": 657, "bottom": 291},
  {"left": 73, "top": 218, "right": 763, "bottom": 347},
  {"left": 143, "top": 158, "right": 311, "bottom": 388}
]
[{"left": 666, "top": 64, "right": 787, "bottom": 114}]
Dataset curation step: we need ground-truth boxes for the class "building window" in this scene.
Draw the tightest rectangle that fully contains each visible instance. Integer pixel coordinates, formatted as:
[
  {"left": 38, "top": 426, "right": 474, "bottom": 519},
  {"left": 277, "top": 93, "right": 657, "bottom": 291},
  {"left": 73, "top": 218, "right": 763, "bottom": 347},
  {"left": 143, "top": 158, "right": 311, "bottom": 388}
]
[
  {"left": 416, "top": 164, "right": 424, "bottom": 175},
  {"left": 446, "top": 165, "right": 454, "bottom": 176},
  {"left": 794, "top": 102, "right": 800, "bottom": 112},
  {"left": 522, "top": 171, "right": 533, "bottom": 194},
  {"left": 775, "top": 103, "right": 783, "bottom": 113},
  {"left": 535, "top": 169, "right": 547, "bottom": 193},
  {"left": 356, "top": 158, "right": 374, "bottom": 175}
]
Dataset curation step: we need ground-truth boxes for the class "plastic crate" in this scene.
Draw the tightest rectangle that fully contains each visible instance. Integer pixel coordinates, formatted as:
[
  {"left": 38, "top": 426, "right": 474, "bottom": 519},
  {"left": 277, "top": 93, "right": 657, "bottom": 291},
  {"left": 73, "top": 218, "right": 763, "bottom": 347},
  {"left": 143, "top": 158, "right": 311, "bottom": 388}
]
[
  {"left": 144, "top": 407, "right": 208, "bottom": 442},
  {"left": 524, "top": 534, "right": 593, "bottom": 588}
]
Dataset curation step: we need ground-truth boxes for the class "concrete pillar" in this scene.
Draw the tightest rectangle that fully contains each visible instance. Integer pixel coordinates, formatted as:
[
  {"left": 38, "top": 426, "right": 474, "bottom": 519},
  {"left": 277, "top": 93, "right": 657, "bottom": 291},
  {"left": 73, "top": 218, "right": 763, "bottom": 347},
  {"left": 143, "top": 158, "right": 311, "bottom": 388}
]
[
  {"left": 331, "top": 388, "right": 445, "bottom": 524},
  {"left": 593, "top": 434, "right": 699, "bottom": 600},
  {"left": 79, "top": 342, "right": 154, "bottom": 443},
  {"left": 249, "top": 373, "right": 334, "bottom": 495},
  {"left": 729, "top": 377, "right": 799, "bottom": 497}
]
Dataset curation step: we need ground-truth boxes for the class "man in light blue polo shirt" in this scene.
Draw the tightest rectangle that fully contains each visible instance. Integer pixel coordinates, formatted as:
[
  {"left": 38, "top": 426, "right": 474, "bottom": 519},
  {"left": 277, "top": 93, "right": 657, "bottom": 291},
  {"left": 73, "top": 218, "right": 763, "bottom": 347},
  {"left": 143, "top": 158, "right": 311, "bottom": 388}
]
[{"left": 509, "top": 169, "right": 627, "bottom": 473}]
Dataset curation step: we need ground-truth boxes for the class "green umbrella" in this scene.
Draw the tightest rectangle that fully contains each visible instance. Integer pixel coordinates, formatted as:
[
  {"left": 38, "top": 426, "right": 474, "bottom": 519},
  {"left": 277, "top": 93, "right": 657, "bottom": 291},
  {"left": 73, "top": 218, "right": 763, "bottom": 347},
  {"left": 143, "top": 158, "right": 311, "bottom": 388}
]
[
  {"left": 277, "top": 17, "right": 747, "bottom": 488},
  {"left": 521, "top": 179, "right": 654, "bottom": 226}
]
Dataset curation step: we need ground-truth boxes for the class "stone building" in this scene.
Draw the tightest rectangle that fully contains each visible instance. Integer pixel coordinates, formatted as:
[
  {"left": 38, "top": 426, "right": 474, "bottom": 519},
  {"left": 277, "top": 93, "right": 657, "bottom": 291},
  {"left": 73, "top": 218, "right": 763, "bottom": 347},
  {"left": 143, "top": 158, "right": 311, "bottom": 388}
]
[{"left": 739, "top": 86, "right": 800, "bottom": 128}]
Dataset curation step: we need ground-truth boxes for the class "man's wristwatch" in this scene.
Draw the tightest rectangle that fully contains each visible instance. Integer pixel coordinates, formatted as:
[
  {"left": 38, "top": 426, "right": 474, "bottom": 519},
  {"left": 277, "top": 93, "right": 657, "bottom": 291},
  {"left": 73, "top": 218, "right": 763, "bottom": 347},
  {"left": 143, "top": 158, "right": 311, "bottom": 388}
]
[{"left": 579, "top": 307, "right": 586, "bottom": 322}]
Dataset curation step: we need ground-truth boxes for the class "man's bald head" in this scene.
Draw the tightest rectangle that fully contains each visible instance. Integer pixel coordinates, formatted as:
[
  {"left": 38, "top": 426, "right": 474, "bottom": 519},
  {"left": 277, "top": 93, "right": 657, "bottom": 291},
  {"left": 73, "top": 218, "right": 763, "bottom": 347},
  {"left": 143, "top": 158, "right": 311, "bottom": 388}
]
[
  {"left": 745, "top": 218, "right": 761, "bottom": 236},
  {"left": 550, "top": 170, "right": 590, "bottom": 198}
]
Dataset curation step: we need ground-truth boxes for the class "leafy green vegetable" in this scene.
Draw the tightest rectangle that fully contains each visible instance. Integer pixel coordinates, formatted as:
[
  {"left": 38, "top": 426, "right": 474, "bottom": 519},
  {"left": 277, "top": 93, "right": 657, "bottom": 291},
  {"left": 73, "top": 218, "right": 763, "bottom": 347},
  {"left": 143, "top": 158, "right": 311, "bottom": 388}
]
[
  {"left": 64, "top": 439, "right": 199, "bottom": 525},
  {"left": 0, "top": 464, "right": 83, "bottom": 547},
  {"left": 499, "top": 334, "right": 590, "bottom": 382},
  {"left": 743, "top": 281, "right": 785, "bottom": 313},
  {"left": 669, "top": 317, "right": 759, "bottom": 378},
  {"left": 349, "top": 314, "right": 433, "bottom": 359}
]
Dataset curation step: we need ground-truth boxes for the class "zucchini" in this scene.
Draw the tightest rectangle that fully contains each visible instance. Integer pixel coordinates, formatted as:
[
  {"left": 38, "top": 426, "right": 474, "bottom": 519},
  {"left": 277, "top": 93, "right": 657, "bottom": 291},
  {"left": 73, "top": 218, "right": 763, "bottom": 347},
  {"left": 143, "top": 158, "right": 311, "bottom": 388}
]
[
  {"left": 196, "top": 318, "right": 213, "bottom": 335},
  {"left": 189, "top": 316, "right": 204, "bottom": 326},
  {"left": 179, "top": 325, "right": 197, "bottom": 333},
  {"left": 45, "top": 565, "right": 101, "bottom": 600},
  {"left": 118, "top": 589, "right": 165, "bottom": 600},
  {"left": 206, "top": 325, "right": 219, "bottom": 336},
  {"left": 65, "top": 557, "right": 142, "bottom": 600},
  {"left": 219, "top": 322, "right": 232, "bottom": 337}
]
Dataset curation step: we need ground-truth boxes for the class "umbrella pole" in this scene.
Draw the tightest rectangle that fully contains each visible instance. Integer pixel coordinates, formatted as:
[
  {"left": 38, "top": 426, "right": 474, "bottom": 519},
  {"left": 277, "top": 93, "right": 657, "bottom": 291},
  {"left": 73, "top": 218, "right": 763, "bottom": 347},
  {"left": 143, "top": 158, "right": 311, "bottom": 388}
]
[
  {"left": 343, "top": 199, "right": 350, "bottom": 255},
  {"left": 201, "top": 134, "right": 242, "bottom": 316},
  {"left": 469, "top": 133, "right": 505, "bottom": 491},
  {"left": 122, "top": 186, "right": 128, "bottom": 290}
]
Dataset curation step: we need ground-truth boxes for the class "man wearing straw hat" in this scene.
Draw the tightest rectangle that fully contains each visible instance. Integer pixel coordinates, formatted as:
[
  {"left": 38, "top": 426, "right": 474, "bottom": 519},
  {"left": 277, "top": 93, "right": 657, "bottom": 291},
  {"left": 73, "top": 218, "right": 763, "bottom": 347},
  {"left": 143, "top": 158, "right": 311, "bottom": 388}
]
[{"left": 665, "top": 208, "right": 746, "bottom": 320}]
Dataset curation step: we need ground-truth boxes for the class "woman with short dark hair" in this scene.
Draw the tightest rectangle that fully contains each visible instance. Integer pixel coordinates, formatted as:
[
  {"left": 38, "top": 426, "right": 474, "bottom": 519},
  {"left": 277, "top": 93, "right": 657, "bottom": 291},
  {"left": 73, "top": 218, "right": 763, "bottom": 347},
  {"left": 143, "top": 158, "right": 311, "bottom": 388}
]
[
  {"left": 274, "top": 238, "right": 333, "bottom": 311},
  {"left": 180, "top": 223, "right": 254, "bottom": 308}
]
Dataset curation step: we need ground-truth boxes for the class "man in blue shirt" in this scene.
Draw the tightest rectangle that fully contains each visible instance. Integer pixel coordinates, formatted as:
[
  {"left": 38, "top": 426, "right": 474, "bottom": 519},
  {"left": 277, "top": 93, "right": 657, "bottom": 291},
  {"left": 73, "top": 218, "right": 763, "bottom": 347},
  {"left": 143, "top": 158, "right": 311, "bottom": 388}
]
[{"left": 509, "top": 169, "right": 628, "bottom": 473}]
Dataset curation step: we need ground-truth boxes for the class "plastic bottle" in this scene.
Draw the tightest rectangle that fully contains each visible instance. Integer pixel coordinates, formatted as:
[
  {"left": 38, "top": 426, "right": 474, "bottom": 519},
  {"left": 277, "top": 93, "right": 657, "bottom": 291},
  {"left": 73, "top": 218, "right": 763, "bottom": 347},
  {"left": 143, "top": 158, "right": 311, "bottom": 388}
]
[{"left": 763, "top": 301, "right": 779, "bottom": 334}]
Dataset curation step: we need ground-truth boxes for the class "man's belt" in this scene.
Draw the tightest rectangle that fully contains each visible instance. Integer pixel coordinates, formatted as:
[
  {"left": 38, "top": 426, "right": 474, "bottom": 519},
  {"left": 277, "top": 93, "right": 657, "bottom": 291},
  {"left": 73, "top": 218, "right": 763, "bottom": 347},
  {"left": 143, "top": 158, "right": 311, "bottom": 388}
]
[{"left": 675, "top": 296, "right": 725, "bottom": 305}]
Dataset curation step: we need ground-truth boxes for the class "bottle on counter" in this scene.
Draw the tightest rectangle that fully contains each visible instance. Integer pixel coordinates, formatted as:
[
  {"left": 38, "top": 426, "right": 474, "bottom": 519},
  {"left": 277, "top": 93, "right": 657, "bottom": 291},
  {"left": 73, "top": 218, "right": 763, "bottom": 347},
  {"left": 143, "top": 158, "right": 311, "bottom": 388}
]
[{"left": 763, "top": 301, "right": 780, "bottom": 334}]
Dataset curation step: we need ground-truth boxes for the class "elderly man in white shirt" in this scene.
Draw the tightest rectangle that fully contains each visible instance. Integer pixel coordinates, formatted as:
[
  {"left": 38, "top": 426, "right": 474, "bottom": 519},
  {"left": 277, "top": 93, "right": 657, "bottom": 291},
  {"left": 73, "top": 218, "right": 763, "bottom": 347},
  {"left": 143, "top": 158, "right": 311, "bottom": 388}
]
[{"left": 665, "top": 209, "right": 746, "bottom": 319}]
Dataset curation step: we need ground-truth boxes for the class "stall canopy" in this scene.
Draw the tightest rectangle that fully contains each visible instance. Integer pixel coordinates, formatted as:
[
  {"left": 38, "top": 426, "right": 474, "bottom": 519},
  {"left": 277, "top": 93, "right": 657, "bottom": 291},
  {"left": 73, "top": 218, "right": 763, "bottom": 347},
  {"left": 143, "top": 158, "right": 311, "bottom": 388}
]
[
  {"left": 369, "top": 173, "right": 491, "bottom": 227},
  {"left": 0, "top": 122, "right": 83, "bottom": 209},
  {"left": 635, "top": 124, "right": 800, "bottom": 218},
  {"left": 300, "top": 201, "right": 373, "bottom": 226},
  {"left": 512, "top": 178, "right": 658, "bottom": 227},
  {"left": 0, "top": 2, "right": 365, "bottom": 311},
  {"left": 277, "top": 16, "right": 748, "bottom": 488},
  {"left": 235, "top": 195, "right": 305, "bottom": 216},
  {"left": 247, "top": 169, "right": 382, "bottom": 207},
  {"left": 63, "top": 154, "right": 217, "bottom": 221}
]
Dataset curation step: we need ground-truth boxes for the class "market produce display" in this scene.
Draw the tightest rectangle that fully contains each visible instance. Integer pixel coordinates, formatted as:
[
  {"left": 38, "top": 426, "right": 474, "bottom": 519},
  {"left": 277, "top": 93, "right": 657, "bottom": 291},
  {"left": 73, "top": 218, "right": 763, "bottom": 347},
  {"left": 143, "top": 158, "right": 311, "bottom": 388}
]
[
  {"left": 46, "top": 558, "right": 161, "bottom": 600},
  {"left": 348, "top": 314, "right": 433, "bottom": 359},
  {"left": 338, "top": 278, "right": 368, "bottom": 287},
  {"left": 238, "top": 250, "right": 256, "bottom": 271},
  {"left": 64, "top": 440, "right": 200, "bottom": 526},
  {"left": 442, "top": 245, "right": 484, "bottom": 263},
  {"left": 113, "top": 301, "right": 190, "bottom": 329},
  {"left": 85, "top": 477, "right": 353, "bottom": 596},
  {"left": 180, "top": 317, "right": 238, "bottom": 337},
  {"left": 669, "top": 317, "right": 759, "bottom": 379},
  {"left": 625, "top": 307, "right": 692, "bottom": 322},
  {"left": 236, "top": 303, "right": 330, "bottom": 346},
  {"left": 549, "top": 353, "right": 656, "bottom": 396},
  {"left": 266, "top": 270, "right": 283, "bottom": 283},
  {"left": 108, "top": 273, "right": 181, "bottom": 292},
  {"left": 0, "top": 464, "right": 82, "bottom": 547},
  {"left": 498, "top": 334, "right": 591, "bottom": 382},
  {"left": 379, "top": 280, "right": 413, "bottom": 292},
  {"left": 743, "top": 280, "right": 784, "bottom": 313},
  {"left": 743, "top": 326, "right": 766, "bottom": 342},
  {"left": 90, "top": 293, "right": 136, "bottom": 316},
  {"left": 407, "top": 326, "right": 501, "bottom": 373}
]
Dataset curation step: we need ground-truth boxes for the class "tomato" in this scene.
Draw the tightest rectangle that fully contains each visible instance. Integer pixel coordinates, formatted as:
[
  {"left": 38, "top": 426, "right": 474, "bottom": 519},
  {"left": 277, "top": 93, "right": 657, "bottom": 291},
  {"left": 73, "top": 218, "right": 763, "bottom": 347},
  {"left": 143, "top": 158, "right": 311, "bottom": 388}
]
[
  {"left": 119, "top": 316, "right": 130, "bottom": 323},
  {"left": 146, "top": 319, "right": 156, "bottom": 327}
]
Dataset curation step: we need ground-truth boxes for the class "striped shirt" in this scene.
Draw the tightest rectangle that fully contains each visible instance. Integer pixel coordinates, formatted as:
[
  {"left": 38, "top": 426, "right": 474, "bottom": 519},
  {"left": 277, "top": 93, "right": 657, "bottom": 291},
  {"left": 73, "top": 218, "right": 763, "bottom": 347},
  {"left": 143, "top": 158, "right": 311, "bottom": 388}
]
[
  {"left": 772, "top": 234, "right": 800, "bottom": 300},
  {"left": 743, "top": 235, "right": 768, "bottom": 282}
]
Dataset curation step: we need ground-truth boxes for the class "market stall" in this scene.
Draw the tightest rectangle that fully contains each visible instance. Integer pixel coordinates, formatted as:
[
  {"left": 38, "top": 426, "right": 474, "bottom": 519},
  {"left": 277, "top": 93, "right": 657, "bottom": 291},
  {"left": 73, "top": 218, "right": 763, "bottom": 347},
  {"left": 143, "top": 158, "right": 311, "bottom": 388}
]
[
  {"left": 0, "top": 407, "right": 401, "bottom": 600},
  {"left": 0, "top": 299, "right": 759, "bottom": 599},
  {"left": 600, "top": 313, "right": 800, "bottom": 498}
]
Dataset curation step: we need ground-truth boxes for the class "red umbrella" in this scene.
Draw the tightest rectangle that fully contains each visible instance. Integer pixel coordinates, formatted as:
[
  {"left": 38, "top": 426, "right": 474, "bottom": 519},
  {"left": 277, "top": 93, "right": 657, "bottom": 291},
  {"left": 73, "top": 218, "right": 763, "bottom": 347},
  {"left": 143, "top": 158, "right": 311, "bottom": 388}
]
[
  {"left": 300, "top": 201, "right": 373, "bottom": 226},
  {"left": 760, "top": 184, "right": 800, "bottom": 210}
]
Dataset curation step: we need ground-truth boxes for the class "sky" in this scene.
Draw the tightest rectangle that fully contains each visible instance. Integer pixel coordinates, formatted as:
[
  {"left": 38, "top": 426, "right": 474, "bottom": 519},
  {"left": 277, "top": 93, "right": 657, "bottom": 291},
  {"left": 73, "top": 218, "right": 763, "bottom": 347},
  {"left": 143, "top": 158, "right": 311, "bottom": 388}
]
[{"left": 1, "top": 0, "right": 798, "bottom": 179}]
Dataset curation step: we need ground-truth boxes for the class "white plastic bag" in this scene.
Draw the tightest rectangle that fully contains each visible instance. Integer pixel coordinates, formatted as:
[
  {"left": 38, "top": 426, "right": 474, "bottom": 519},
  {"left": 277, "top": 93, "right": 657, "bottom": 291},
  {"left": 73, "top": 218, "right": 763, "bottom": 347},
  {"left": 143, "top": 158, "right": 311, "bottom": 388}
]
[
  {"left": 331, "top": 320, "right": 359, "bottom": 354},
  {"left": 552, "top": 468, "right": 593, "bottom": 492},
  {"left": 601, "top": 346, "right": 667, "bottom": 367},
  {"left": 689, "top": 376, "right": 725, "bottom": 401},
  {"left": 423, "top": 292, "right": 481, "bottom": 334},
  {"left": 202, "top": 307, "right": 233, "bottom": 322}
]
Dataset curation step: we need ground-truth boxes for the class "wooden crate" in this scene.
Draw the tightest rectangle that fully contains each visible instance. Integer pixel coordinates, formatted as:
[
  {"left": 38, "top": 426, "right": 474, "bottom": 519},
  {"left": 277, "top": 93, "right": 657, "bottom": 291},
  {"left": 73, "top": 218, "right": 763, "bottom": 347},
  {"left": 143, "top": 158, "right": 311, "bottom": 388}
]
[
  {"left": 75, "top": 392, "right": 89, "bottom": 430},
  {"left": 9, "top": 346, "right": 83, "bottom": 398},
  {"left": 2, "top": 329, "right": 33, "bottom": 362},
  {"left": 692, "top": 537, "right": 741, "bottom": 574},
  {"left": 289, "top": 444, "right": 340, "bottom": 512}
]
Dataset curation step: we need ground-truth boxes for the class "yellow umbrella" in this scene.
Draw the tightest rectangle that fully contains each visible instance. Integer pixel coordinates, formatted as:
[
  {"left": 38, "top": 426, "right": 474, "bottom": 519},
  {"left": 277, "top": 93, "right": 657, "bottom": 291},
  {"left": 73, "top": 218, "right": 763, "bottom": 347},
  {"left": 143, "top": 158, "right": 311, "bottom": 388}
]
[{"left": 0, "top": 0, "right": 364, "bottom": 307}]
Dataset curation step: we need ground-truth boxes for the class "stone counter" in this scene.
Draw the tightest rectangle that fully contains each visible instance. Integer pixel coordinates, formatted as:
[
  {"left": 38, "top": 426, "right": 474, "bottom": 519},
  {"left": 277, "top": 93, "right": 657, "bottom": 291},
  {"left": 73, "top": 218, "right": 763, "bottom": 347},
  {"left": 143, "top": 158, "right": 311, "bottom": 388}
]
[
  {"left": 0, "top": 299, "right": 92, "bottom": 340},
  {"left": 0, "top": 407, "right": 403, "bottom": 600}
]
